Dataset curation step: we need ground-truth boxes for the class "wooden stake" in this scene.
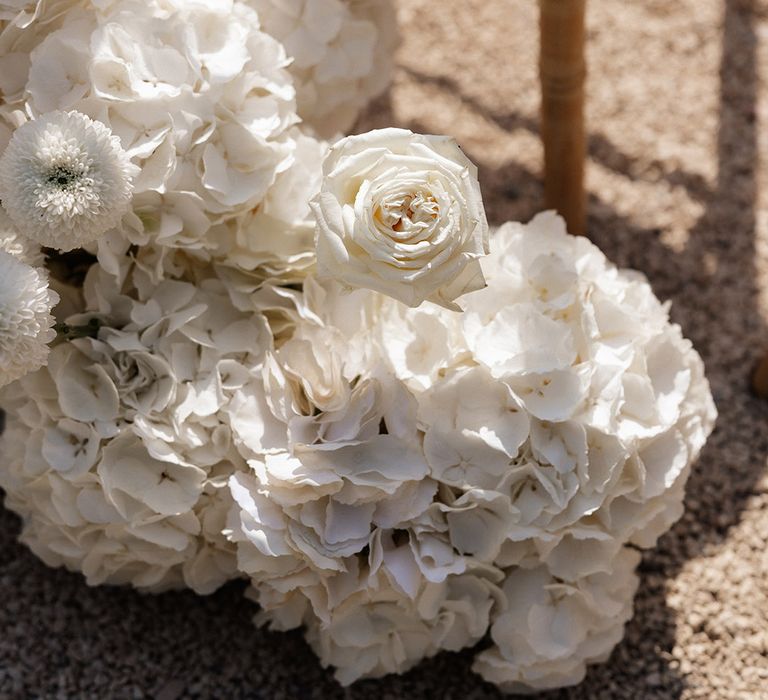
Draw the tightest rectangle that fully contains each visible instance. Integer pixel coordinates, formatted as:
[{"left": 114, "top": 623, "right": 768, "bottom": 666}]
[{"left": 539, "top": 0, "right": 587, "bottom": 236}]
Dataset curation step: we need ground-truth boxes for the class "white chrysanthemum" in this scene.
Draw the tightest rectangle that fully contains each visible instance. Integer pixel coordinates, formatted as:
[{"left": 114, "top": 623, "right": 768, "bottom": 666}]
[
  {"left": 0, "top": 250, "right": 58, "bottom": 387},
  {"left": 0, "top": 111, "right": 136, "bottom": 251},
  {"left": 0, "top": 231, "right": 43, "bottom": 266},
  {"left": 0, "top": 208, "right": 43, "bottom": 265}
]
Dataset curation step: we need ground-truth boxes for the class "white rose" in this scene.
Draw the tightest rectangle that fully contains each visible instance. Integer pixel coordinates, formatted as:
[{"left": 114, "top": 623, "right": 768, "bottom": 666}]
[{"left": 312, "top": 128, "right": 489, "bottom": 309}]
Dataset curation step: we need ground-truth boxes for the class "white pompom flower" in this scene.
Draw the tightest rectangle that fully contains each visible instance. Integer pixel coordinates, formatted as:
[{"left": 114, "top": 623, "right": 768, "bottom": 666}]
[
  {"left": 0, "top": 250, "right": 59, "bottom": 387},
  {"left": 0, "top": 110, "right": 137, "bottom": 252},
  {"left": 0, "top": 208, "right": 43, "bottom": 266}
]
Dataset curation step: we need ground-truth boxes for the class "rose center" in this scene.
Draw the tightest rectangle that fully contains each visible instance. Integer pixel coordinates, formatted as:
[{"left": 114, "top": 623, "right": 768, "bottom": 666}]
[{"left": 376, "top": 192, "right": 439, "bottom": 234}]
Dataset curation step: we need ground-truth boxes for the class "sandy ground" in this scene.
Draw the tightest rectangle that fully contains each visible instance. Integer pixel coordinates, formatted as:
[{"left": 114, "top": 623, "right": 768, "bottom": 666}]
[{"left": 2, "top": 1, "right": 768, "bottom": 698}]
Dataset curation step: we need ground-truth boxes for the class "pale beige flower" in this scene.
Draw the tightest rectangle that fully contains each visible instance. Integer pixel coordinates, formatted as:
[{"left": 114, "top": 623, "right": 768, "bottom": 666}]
[{"left": 312, "top": 128, "right": 489, "bottom": 309}]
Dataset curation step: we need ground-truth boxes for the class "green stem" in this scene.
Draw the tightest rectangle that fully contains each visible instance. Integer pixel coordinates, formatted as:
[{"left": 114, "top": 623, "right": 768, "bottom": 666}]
[{"left": 54, "top": 318, "right": 102, "bottom": 341}]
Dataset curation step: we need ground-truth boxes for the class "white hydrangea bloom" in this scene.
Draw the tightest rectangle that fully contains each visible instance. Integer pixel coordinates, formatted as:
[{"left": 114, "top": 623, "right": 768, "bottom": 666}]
[
  {"left": 226, "top": 207, "right": 714, "bottom": 688},
  {"left": 0, "top": 1, "right": 80, "bottom": 47},
  {"left": 224, "top": 280, "right": 507, "bottom": 676},
  {"left": 225, "top": 310, "right": 450, "bottom": 587},
  {"left": 253, "top": 0, "right": 398, "bottom": 137},
  {"left": 369, "top": 212, "right": 717, "bottom": 583},
  {"left": 223, "top": 129, "right": 328, "bottom": 283},
  {"left": 370, "top": 294, "right": 469, "bottom": 394},
  {"left": 0, "top": 0, "right": 319, "bottom": 278},
  {"left": 473, "top": 548, "right": 641, "bottom": 693},
  {"left": 0, "top": 250, "right": 58, "bottom": 387},
  {"left": 0, "top": 110, "right": 137, "bottom": 251},
  {"left": 239, "top": 213, "right": 709, "bottom": 688},
  {"left": 305, "top": 567, "right": 502, "bottom": 685},
  {"left": 0, "top": 266, "right": 273, "bottom": 593}
]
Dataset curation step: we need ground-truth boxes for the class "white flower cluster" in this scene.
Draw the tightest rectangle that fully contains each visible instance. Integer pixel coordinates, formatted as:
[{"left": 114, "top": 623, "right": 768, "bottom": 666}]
[
  {"left": 222, "top": 212, "right": 716, "bottom": 689},
  {"left": 0, "top": 204, "right": 716, "bottom": 691},
  {"left": 0, "top": 3, "right": 717, "bottom": 693},
  {"left": 0, "top": 0, "right": 395, "bottom": 393},
  {"left": 0, "top": 0, "right": 395, "bottom": 278},
  {"left": 0, "top": 265, "right": 274, "bottom": 593}
]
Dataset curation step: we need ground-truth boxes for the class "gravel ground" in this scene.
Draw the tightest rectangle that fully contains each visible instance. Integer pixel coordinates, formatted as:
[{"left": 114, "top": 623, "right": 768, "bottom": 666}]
[{"left": 2, "top": 1, "right": 768, "bottom": 698}]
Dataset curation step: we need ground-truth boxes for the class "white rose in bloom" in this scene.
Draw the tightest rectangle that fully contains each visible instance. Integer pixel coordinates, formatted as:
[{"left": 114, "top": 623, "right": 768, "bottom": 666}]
[
  {"left": 312, "top": 128, "right": 489, "bottom": 309},
  {"left": 0, "top": 250, "right": 58, "bottom": 387},
  {"left": 252, "top": 0, "right": 398, "bottom": 137},
  {"left": 0, "top": 111, "right": 137, "bottom": 251},
  {"left": 474, "top": 548, "right": 640, "bottom": 693}
]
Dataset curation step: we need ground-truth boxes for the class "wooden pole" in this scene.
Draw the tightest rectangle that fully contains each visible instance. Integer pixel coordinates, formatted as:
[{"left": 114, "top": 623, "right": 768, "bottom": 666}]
[{"left": 539, "top": 0, "right": 587, "bottom": 235}]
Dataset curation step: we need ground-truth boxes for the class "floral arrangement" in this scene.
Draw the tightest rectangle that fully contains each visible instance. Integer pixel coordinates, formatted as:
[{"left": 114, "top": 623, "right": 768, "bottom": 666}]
[{"left": 0, "top": 0, "right": 716, "bottom": 694}]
